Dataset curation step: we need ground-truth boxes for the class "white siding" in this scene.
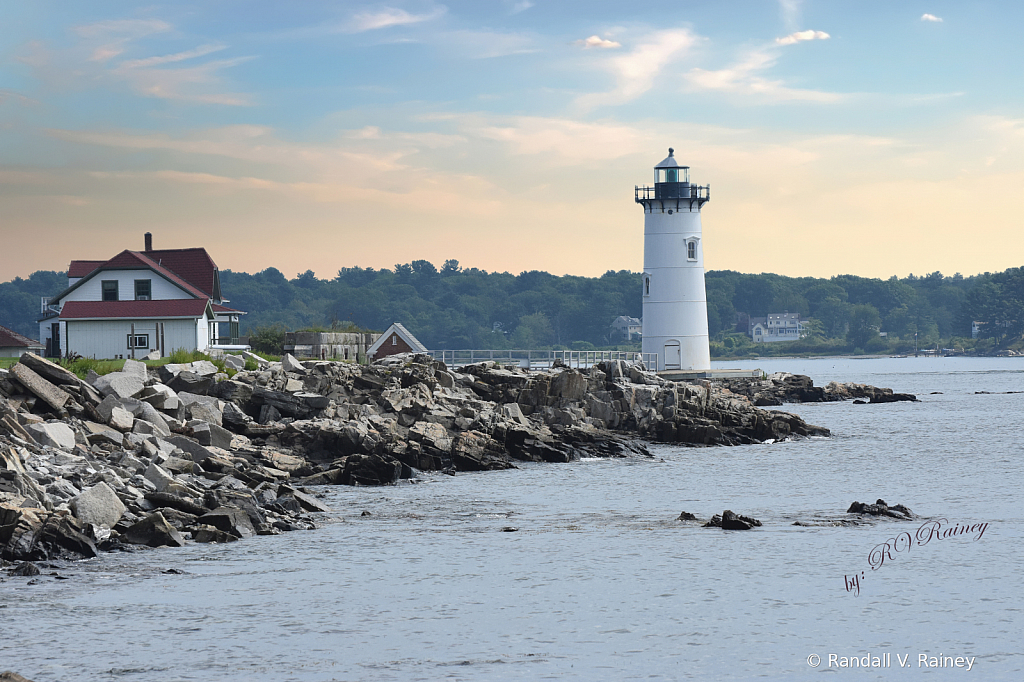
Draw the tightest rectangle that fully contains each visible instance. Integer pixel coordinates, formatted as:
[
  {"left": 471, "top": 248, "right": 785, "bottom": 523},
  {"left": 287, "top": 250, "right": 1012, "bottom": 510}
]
[
  {"left": 61, "top": 269, "right": 194, "bottom": 304},
  {"left": 66, "top": 319, "right": 199, "bottom": 359}
]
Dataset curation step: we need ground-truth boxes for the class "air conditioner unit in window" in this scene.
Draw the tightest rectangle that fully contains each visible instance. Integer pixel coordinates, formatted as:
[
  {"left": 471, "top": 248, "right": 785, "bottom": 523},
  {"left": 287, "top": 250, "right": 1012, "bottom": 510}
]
[{"left": 137, "top": 296, "right": 150, "bottom": 300}]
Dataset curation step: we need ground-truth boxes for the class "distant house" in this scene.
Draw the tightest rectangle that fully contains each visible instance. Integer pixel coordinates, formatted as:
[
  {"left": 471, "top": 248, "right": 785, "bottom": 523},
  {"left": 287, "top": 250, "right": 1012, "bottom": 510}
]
[
  {"left": 367, "top": 322, "right": 427, "bottom": 361},
  {"left": 0, "top": 325, "right": 45, "bottom": 358},
  {"left": 610, "top": 315, "right": 642, "bottom": 341},
  {"left": 749, "top": 313, "right": 805, "bottom": 343},
  {"left": 38, "top": 232, "right": 246, "bottom": 359}
]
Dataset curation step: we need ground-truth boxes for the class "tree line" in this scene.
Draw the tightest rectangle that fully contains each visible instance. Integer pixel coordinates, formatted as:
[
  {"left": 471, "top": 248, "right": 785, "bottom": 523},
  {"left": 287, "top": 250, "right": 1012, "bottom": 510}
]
[{"left": 2, "top": 261, "right": 1022, "bottom": 352}]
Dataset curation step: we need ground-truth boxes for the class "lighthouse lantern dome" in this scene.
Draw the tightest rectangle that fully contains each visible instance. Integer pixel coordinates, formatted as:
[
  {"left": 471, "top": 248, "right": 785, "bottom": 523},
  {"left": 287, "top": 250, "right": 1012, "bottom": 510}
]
[{"left": 654, "top": 148, "right": 690, "bottom": 184}]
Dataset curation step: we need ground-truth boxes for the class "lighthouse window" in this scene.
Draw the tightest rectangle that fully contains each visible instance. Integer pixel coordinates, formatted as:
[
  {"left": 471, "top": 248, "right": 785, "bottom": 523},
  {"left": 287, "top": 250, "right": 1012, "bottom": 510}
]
[
  {"left": 687, "top": 241, "right": 697, "bottom": 260},
  {"left": 666, "top": 168, "right": 678, "bottom": 182},
  {"left": 644, "top": 277, "right": 650, "bottom": 296}
]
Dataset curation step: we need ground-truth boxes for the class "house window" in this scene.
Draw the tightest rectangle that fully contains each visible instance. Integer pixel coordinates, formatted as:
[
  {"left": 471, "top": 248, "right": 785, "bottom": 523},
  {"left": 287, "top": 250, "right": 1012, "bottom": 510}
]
[
  {"left": 755, "top": 328, "right": 761, "bottom": 335},
  {"left": 135, "top": 279, "right": 152, "bottom": 300},
  {"left": 127, "top": 334, "right": 149, "bottom": 349},
  {"left": 102, "top": 281, "right": 119, "bottom": 301},
  {"left": 687, "top": 241, "right": 696, "bottom": 260},
  {"left": 392, "top": 335, "right": 397, "bottom": 345}
]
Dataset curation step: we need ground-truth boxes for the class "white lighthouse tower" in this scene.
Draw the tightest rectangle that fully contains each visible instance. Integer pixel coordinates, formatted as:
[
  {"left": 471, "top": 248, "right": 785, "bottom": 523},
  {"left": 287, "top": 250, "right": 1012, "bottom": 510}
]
[{"left": 636, "top": 148, "right": 711, "bottom": 371}]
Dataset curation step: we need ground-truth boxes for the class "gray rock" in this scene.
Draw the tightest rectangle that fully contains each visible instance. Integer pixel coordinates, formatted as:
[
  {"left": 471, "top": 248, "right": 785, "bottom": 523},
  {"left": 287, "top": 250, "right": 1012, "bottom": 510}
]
[
  {"left": 189, "top": 360, "right": 220, "bottom": 377},
  {"left": 123, "top": 512, "right": 185, "bottom": 547},
  {"left": 121, "top": 359, "right": 148, "bottom": 380},
  {"left": 8, "top": 363, "right": 71, "bottom": 412},
  {"left": 140, "top": 384, "right": 179, "bottom": 411},
  {"left": 25, "top": 422, "right": 76, "bottom": 450},
  {"left": 281, "top": 353, "right": 306, "bottom": 373},
  {"left": 167, "top": 371, "right": 213, "bottom": 396},
  {"left": 223, "top": 355, "right": 245, "bottom": 371},
  {"left": 94, "top": 372, "right": 145, "bottom": 400},
  {"left": 499, "top": 403, "right": 529, "bottom": 426},
  {"left": 134, "top": 401, "right": 172, "bottom": 436},
  {"left": 108, "top": 406, "right": 134, "bottom": 432},
  {"left": 69, "top": 481, "right": 126, "bottom": 528},
  {"left": 198, "top": 506, "right": 256, "bottom": 538},
  {"left": 95, "top": 394, "right": 120, "bottom": 423},
  {"left": 144, "top": 462, "right": 176, "bottom": 492},
  {"left": 185, "top": 399, "right": 222, "bottom": 427}
]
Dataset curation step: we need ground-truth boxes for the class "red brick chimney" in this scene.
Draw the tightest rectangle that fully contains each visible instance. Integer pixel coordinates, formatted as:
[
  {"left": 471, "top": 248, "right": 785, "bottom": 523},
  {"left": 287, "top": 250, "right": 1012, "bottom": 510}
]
[{"left": 144, "top": 232, "right": 152, "bottom": 251}]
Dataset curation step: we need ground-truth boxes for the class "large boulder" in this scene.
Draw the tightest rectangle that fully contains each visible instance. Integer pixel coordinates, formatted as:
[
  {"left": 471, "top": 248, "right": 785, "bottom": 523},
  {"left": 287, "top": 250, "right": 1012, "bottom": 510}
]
[
  {"left": 25, "top": 422, "right": 76, "bottom": 451},
  {"left": 69, "top": 482, "right": 126, "bottom": 528},
  {"left": 341, "top": 454, "right": 401, "bottom": 486},
  {"left": 1, "top": 505, "right": 97, "bottom": 561},
  {"left": 167, "top": 371, "right": 213, "bottom": 396},
  {"left": 281, "top": 354, "right": 307, "bottom": 374},
  {"left": 8, "top": 364, "right": 71, "bottom": 413},
  {"left": 123, "top": 512, "right": 186, "bottom": 547},
  {"left": 93, "top": 371, "right": 145, "bottom": 400},
  {"left": 198, "top": 506, "right": 255, "bottom": 538}
]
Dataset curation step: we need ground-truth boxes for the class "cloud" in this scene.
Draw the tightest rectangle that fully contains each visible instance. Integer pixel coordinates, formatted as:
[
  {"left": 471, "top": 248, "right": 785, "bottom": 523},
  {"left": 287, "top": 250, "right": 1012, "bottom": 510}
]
[
  {"left": 118, "top": 44, "right": 226, "bottom": 69},
  {"left": 112, "top": 51, "right": 255, "bottom": 105},
  {"left": 778, "top": 0, "right": 802, "bottom": 30},
  {"left": 575, "top": 28, "right": 698, "bottom": 109},
  {"left": 775, "top": 29, "right": 830, "bottom": 45},
  {"left": 685, "top": 32, "right": 840, "bottom": 103},
  {"left": 73, "top": 18, "right": 173, "bottom": 62},
  {"left": 576, "top": 35, "right": 621, "bottom": 49},
  {"left": 346, "top": 6, "right": 446, "bottom": 32},
  {"left": 441, "top": 30, "right": 537, "bottom": 58},
  {"left": 510, "top": 1, "right": 534, "bottom": 14},
  {"left": 921, "top": 14, "right": 943, "bottom": 23}
]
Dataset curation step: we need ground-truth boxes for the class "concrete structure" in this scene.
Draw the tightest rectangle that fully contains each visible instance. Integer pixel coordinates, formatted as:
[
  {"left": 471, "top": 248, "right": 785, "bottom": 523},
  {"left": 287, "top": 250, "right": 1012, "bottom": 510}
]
[
  {"left": 610, "top": 315, "right": 642, "bottom": 342},
  {"left": 38, "top": 233, "right": 246, "bottom": 359},
  {"left": 367, "top": 323, "right": 427, "bottom": 361},
  {"left": 0, "top": 325, "right": 45, "bottom": 357},
  {"left": 636, "top": 148, "right": 711, "bottom": 371},
  {"left": 749, "top": 313, "right": 805, "bottom": 343},
  {"left": 283, "top": 331, "right": 380, "bottom": 361}
]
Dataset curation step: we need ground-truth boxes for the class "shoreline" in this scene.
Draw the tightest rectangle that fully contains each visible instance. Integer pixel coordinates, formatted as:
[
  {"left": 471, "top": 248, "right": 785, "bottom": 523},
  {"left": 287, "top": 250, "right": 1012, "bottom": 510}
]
[{"left": 1, "top": 352, "right": 913, "bottom": 567}]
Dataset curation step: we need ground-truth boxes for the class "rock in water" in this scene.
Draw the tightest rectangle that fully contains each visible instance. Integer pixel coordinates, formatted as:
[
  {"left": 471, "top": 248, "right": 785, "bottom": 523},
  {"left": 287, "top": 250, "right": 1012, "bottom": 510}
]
[
  {"left": 847, "top": 499, "right": 913, "bottom": 519},
  {"left": 720, "top": 510, "right": 762, "bottom": 530},
  {"left": 124, "top": 512, "right": 186, "bottom": 548}
]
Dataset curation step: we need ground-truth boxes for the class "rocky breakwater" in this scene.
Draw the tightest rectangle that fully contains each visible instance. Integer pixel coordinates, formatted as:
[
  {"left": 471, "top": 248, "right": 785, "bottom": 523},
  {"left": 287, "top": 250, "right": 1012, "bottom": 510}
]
[
  {"left": 719, "top": 372, "right": 918, "bottom": 406},
  {"left": 1, "top": 351, "right": 831, "bottom": 562}
]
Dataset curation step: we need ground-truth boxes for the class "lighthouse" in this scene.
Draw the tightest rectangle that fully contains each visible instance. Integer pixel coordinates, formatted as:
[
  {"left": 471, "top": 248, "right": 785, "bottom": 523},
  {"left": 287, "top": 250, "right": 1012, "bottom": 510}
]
[{"left": 636, "top": 148, "right": 711, "bottom": 371}]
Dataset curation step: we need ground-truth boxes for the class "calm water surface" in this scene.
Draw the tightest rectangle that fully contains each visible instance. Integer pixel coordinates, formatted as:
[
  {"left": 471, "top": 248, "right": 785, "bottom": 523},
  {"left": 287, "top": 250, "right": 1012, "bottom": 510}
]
[{"left": 2, "top": 357, "right": 1022, "bottom": 681}]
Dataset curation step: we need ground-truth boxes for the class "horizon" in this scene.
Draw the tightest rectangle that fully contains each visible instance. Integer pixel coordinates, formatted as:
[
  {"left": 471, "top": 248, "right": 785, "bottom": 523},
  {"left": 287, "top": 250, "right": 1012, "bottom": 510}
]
[{"left": 4, "top": 2, "right": 1024, "bottom": 281}]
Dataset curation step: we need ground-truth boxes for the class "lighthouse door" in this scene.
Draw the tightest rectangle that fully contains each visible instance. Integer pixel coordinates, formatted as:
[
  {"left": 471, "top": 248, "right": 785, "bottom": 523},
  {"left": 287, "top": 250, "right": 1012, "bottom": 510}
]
[{"left": 664, "top": 341, "right": 681, "bottom": 370}]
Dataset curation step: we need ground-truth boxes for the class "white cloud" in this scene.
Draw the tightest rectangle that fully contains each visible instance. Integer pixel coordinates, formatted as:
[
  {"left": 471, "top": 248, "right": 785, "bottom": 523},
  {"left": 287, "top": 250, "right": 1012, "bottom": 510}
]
[
  {"left": 577, "top": 35, "right": 621, "bottom": 49},
  {"left": 510, "top": 1, "right": 534, "bottom": 14},
  {"left": 347, "top": 6, "right": 446, "bottom": 32},
  {"left": 775, "top": 29, "right": 830, "bottom": 45},
  {"left": 778, "top": 0, "right": 802, "bottom": 30},
  {"left": 118, "top": 44, "right": 227, "bottom": 69},
  {"left": 921, "top": 14, "right": 943, "bottom": 23},
  {"left": 74, "top": 18, "right": 173, "bottom": 62},
  {"left": 441, "top": 30, "right": 537, "bottom": 58},
  {"left": 575, "top": 28, "right": 698, "bottom": 110}
]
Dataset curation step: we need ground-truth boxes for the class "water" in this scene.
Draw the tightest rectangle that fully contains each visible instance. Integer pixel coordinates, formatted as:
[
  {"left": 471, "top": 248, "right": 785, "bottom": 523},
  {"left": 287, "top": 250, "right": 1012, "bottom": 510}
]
[{"left": 2, "top": 357, "right": 1022, "bottom": 681}]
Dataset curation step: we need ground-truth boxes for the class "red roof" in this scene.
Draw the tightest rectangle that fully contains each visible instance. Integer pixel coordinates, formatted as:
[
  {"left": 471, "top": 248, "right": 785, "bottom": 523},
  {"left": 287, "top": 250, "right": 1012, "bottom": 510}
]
[
  {"left": 60, "top": 299, "right": 212, "bottom": 320},
  {"left": 68, "top": 260, "right": 106, "bottom": 278},
  {"left": 0, "top": 325, "right": 44, "bottom": 348},
  {"left": 212, "top": 304, "right": 243, "bottom": 314},
  {"left": 100, "top": 250, "right": 210, "bottom": 299},
  {"left": 65, "top": 247, "right": 218, "bottom": 298},
  {"left": 145, "top": 248, "right": 218, "bottom": 297}
]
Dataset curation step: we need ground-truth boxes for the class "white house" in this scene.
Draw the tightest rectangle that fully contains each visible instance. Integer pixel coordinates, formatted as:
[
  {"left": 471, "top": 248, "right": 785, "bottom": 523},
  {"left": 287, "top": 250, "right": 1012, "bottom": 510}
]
[
  {"left": 749, "top": 313, "right": 805, "bottom": 343},
  {"left": 39, "top": 233, "right": 246, "bottom": 359},
  {"left": 610, "top": 315, "right": 642, "bottom": 341},
  {"left": 0, "top": 325, "right": 45, "bottom": 358}
]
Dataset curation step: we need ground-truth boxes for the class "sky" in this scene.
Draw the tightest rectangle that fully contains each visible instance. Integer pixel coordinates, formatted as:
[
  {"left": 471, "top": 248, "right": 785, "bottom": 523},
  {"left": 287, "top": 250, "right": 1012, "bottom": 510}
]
[{"left": 2, "top": 0, "right": 1024, "bottom": 281}]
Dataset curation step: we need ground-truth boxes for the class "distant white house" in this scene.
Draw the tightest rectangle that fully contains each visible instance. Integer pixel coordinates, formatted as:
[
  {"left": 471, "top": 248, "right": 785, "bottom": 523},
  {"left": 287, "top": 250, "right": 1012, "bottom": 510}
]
[
  {"left": 0, "top": 325, "right": 44, "bottom": 358},
  {"left": 38, "top": 233, "right": 246, "bottom": 359},
  {"left": 749, "top": 313, "right": 805, "bottom": 343},
  {"left": 610, "top": 315, "right": 642, "bottom": 341}
]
